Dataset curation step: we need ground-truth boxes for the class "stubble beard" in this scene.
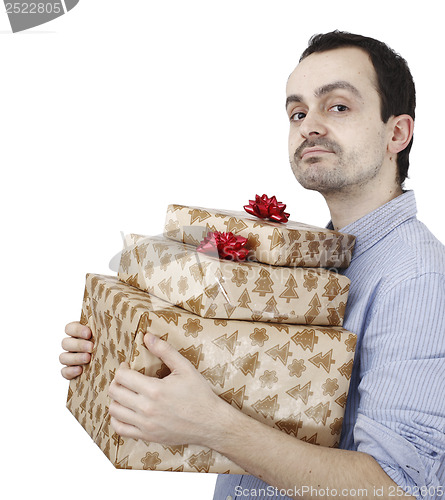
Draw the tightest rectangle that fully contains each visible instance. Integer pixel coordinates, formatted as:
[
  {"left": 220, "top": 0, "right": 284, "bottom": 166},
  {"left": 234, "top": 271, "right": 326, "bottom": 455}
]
[{"left": 290, "top": 139, "right": 385, "bottom": 195}]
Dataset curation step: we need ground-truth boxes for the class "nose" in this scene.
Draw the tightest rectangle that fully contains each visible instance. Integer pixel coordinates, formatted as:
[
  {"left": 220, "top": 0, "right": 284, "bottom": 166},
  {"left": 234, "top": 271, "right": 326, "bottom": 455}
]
[{"left": 298, "top": 110, "right": 327, "bottom": 139}]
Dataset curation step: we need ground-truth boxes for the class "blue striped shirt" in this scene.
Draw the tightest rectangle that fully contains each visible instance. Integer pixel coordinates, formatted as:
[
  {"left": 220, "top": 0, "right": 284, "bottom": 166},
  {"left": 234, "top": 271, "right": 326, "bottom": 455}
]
[{"left": 213, "top": 191, "right": 445, "bottom": 499}]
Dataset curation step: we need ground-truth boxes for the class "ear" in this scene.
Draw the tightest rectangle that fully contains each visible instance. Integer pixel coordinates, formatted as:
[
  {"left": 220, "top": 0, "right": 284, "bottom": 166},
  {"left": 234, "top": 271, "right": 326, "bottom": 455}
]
[{"left": 387, "top": 114, "right": 414, "bottom": 154}]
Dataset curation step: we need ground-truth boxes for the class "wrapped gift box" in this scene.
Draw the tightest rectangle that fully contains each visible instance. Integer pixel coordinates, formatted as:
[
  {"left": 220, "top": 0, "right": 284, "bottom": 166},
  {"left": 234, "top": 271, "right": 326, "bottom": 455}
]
[
  {"left": 164, "top": 204, "right": 356, "bottom": 269},
  {"left": 118, "top": 234, "right": 350, "bottom": 326},
  {"left": 67, "top": 274, "right": 357, "bottom": 473}
]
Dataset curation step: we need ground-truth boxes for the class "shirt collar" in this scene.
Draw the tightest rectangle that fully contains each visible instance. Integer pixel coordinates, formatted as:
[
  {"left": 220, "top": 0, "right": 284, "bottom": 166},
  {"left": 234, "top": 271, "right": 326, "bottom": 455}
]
[{"left": 327, "top": 190, "right": 417, "bottom": 260}]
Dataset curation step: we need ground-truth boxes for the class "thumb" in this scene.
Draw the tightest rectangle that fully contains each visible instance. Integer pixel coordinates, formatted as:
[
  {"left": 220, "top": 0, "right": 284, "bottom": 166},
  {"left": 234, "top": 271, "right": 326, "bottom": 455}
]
[{"left": 144, "top": 333, "right": 191, "bottom": 372}]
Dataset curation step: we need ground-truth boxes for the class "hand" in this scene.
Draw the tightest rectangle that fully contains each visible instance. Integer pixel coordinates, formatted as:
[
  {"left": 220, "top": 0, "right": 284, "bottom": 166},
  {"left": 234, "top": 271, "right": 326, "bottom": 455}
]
[
  {"left": 108, "top": 333, "right": 228, "bottom": 447},
  {"left": 60, "top": 321, "right": 94, "bottom": 380}
]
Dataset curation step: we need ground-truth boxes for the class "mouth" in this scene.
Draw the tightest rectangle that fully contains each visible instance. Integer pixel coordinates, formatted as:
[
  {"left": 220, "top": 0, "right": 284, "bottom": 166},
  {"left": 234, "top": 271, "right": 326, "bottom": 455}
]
[{"left": 300, "top": 148, "right": 333, "bottom": 160}]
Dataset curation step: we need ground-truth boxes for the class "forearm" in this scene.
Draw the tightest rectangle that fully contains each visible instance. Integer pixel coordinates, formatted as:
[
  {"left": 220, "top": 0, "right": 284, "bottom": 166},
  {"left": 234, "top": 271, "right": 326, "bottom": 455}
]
[{"left": 206, "top": 401, "right": 412, "bottom": 499}]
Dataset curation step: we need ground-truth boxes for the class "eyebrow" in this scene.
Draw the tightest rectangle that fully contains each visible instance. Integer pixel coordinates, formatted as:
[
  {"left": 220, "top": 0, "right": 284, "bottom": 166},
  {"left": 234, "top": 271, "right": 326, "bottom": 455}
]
[{"left": 285, "top": 80, "right": 363, "bottom": 110}]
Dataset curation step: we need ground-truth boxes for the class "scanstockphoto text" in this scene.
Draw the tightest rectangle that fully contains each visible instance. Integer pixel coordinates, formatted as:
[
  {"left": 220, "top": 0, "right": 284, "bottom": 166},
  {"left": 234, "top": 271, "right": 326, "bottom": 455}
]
[
  {"left": 4, "top": 2, "right": 62, "bottom": 14},
  {"left": 234, "top": 484, "right": 444, "bottom": 497},
  {"left": 108, "top": 230, "right": 348, "bottom": 277}
]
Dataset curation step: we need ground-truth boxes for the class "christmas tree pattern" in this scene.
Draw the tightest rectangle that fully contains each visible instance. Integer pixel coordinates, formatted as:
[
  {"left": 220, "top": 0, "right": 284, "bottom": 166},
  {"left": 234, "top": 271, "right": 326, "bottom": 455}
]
[
  {"left": 116, "top": 455, "right": 133, "bottom": 469},
  {"left": 151, "top": 241, "right": 169, "bottom": 257},
  {"left": 185, "top": 294, "right": 204, "bottom": 316},
  {"left": 188, "top": 208, "right": 211, "bottom": 225},
  {"left": 224, "top": 217, "right": 248, "bottom": 234},
  {"left": 233, "top": 352, "right": 260, "bottom": 377},
  {"left": 154, "top": 309, "right": 180, "bottom": 325},
  {"left": 223, "top": 302, "right": 237, "bottom": 318},
  {"left": 262, "top": 296, "right": 280, "bottom": 319},
  {"left": 252, "top": 268, "right": 274, "bottom": 297},
  {"left": 309, "top": 349, "right": 335, "bottom": 373},
  {"left": 163, "top": 444, "right": 187, "bottom": 456},
  {"left": 252, "top": 394, "right": 280, "bottom": 419},
  {"left": 212, "top": 331, "right": 239, "bottom": 354},
  {"left": 178, "top": 344, "right": 204, "bottom": 369},
  {"left": 291, "top": 328, "right": 319, "bottom": 351},
  {"left": 304, "top": 294, "right": 321, "bottom": 324},
  {"left": 279, "top": 274, "right": 299, "bottom": 303},
  {"left": 322, "top": 274, "right": 342, "bottom": 301},
  {"left": 175, "top": 251, "right": 192, "bottom": 270},
  {"left": 204, "top": 282, "right": 220, "bottom": 300},
  {"left": 187, "top": 450, "right": 215, "bottom": 473},
  {"left": 237, "top": 289, "right": 252, "bottom": 310},
  {"left": 268, "top": 228, "right": 286, "bottom": 250},
  {"left": 275, "top": 413, "right": 303, "bottom": 438},
  {"left": 305, "top": 402, "right": 331, "bottom": 425},
  {"left": 327, "top": 308, "right": 341, "bottom": 326},
  {"left": 286, "top": 381, "right": 313, "bottom": 404},
  {"left": 201, "top": 363, "right": 228, "bottom": 387},
  {"left": 335, "top": 392, "right": 348, "bottom": 408},
  {"left": 189, "top": 263, "right": 206, "bottom": 284},
  {"left": 158, "top": 277, "right": 173, "bottom": 301},
  {"left": 204, "top": 303, "right": 217, "bottom": 318},
  {"left": 337, "top": 359, "right": 354, "bottom": 380},
  {"left": 266, "top": 342, "right": 293, "bottom": 366},
  {"left": 219, "top": 385, "right": 247, "bottom": 410},
  {"left": 317, "top": 327, "right": 341, "bottom": 342},
  {"left": 301, "top": 433, "right": 319, "bottom": 445}
]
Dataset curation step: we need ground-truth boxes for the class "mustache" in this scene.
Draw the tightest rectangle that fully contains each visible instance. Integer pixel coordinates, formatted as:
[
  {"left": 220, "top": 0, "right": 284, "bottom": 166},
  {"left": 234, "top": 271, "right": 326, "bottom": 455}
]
[{"left": 294, "top": 138, "right": 342, "bottom": 160}]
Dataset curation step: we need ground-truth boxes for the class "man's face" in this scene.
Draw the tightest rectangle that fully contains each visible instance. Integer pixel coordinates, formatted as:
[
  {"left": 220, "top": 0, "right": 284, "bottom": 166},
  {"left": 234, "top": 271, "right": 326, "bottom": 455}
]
[{"left": 286, "top": 47, "right": 392, "bottom": 194}]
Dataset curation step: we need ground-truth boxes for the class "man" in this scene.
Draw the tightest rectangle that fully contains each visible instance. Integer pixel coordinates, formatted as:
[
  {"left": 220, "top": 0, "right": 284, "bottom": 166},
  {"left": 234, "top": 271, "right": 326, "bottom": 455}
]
[{"left": 60, "top": 32, "right": 445, "bottom": 498}]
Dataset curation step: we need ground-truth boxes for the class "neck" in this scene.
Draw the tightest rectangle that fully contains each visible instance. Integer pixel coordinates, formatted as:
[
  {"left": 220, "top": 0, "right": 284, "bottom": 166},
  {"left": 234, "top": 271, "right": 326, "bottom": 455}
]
[{"left": 323, "top": 183, "right": 403, "bottom": 231}]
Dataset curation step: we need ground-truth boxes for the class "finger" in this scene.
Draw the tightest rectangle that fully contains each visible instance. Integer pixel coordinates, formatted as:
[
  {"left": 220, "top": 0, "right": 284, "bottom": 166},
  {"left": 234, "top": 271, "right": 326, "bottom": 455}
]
[
  {"left": 109, "top": 415, "right": 143, "bottom": 440},
  {"left": 144, "top": 333, "right": 192, "bottom": 372},
  {"left": 108, "top": 399, "right": 138, "bottom": 425},
  {"left": 112, "top": 362, "right": 159, "bottom": 395},
  {"left": 65, "top": 322, "right": 92, "bottom": 339},
  {"left": 61, "top": 365, "right": 83, "bottom": 380},
  {"left": 61, "top": 337, "right": 94, "bottom": 353},
  {"left": 108, "top": 378, "right": 141, "bottom": 410},
  {"left": 59, "top": 351, "right": 91, "bottom": 366}
]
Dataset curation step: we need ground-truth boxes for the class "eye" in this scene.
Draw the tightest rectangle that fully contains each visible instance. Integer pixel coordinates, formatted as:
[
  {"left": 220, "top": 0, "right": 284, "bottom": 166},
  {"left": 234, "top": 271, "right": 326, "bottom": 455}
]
[
  {"left": 330, "top": 104, "right": 349, "bottom": 112},
  {"left": 290, "top": 111, "right": 306, "bottom": 122}
]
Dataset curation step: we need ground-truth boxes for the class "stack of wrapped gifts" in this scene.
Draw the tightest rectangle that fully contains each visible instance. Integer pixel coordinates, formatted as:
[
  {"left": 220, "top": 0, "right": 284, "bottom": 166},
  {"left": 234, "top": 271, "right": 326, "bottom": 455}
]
[{"left": 67, "top": 195, "right": 357, "bottom": 473}]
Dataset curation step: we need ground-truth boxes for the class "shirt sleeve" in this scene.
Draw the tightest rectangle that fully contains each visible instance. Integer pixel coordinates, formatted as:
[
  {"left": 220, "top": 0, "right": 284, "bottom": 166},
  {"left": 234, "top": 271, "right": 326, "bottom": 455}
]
[{"left": 353, "top": 272, "right": 445, "bottom": 498}]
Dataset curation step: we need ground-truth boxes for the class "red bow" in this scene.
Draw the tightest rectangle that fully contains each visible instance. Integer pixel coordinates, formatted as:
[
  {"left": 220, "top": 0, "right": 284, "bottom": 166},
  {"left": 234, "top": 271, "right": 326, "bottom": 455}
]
[
  {"left": 244, "top": 194, "right": 290, "bottom": 223},
  {"left": 197, "top": 231, "right": 249, "bottom": 261}
]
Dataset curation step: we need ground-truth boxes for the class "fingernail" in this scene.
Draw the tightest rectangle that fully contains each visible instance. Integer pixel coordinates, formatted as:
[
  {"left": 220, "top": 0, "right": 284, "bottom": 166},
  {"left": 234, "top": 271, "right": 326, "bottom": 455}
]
[{"left": 145, "top": 333, "right": 157, "bottom": 346}]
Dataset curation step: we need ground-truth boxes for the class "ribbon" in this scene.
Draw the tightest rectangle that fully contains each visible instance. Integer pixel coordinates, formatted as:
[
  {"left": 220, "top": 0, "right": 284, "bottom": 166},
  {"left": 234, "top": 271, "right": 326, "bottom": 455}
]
[
  {"left": 243, "top": 194, "right": 290, "bottom": 223},
  {"left": 197, "top": 231, "right": 249, "bottom": 261}
]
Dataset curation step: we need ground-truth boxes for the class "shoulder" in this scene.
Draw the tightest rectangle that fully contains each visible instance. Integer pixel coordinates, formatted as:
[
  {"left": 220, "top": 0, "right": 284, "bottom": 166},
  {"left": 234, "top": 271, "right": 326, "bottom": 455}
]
[{"left": 374, "top": 217, "right": 445, "bottom": 289}]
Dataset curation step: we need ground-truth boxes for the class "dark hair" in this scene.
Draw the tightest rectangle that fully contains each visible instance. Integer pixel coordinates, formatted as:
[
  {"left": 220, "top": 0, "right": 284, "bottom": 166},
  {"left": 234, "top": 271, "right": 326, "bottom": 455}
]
[{"left": 300, "top": 31, "right": 416, "bottom": 185}]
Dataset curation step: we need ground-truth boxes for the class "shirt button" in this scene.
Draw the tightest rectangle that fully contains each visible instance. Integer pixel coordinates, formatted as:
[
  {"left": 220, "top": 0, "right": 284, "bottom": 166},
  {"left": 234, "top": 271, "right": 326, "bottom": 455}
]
[{"left": 226, "top": 496, "right": 233, "bottom": 500}]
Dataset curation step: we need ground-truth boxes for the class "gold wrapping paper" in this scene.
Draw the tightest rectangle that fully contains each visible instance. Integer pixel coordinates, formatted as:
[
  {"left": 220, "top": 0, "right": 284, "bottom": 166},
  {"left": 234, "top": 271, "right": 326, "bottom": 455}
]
[
  {"left": 67, "top": 274, "right": 357, "bottom": 473},
  {"left": 118, "top": 234, "right": 350, "bottom": 326},
  {"left": 164, "top": 204, "right": 356, "bottom": 269}
]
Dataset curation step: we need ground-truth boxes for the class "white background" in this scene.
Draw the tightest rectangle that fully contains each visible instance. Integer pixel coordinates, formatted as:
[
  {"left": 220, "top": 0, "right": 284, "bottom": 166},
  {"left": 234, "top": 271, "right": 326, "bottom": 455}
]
[{"left": 1, "top": 1, "right": 443, "bottom": 499}]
